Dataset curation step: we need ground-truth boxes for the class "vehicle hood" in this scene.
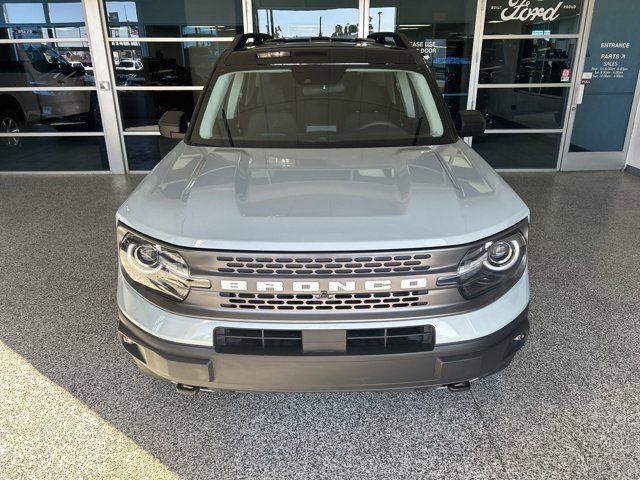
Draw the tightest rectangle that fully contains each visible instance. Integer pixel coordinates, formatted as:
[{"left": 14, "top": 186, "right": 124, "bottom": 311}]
[{"left": 117, "top": 141, "right": 529, "bottom": 251}]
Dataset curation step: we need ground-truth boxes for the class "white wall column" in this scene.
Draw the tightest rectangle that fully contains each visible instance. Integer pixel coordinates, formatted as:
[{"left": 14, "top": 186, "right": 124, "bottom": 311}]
[{"left": 626, "top": 101, "right": 640, "bottom": 171}]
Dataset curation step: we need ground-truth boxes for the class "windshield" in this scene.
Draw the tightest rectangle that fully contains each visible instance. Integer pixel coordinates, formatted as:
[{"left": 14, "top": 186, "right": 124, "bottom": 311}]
[{"left": 193, "top": 66, "right": 448, "bottom": 148}]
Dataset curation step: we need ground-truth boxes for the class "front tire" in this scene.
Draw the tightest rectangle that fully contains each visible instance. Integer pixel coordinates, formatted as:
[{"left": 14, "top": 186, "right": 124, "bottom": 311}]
[{"left": 0, "top": 110, "right": 22, "bottom": 147}]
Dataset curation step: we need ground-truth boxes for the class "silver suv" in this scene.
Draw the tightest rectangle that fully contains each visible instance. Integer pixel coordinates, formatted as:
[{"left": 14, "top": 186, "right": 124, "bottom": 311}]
[{"left": 116, "top": 33, "right": 530, "bottom": 393}]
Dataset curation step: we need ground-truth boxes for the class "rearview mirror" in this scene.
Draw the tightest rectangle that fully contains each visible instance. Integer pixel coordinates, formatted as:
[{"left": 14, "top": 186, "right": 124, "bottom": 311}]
[
  {"left": 159, "top": 111, "right": 187, "bottom": 139},
  {"left": 455, "top": 110, "right": 486, "bottom": 138}
]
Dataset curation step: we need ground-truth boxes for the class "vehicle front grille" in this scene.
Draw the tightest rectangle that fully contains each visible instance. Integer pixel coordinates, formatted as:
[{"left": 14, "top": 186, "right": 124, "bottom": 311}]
[
  {"left": 213, "top": 253, "right": 431, "bottom": 275},
  {"left": 214, "top": 326, "right": 435, "bottom": 355},
  {"left": 120, "top": 220, "right": 529, "bottom": 320},
  {"left": 219, "top": 290, "right": 429, "bottom": 310}
]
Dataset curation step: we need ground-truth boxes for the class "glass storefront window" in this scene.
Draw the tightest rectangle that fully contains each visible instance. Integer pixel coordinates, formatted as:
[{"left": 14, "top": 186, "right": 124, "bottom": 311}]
[
  {"left": 0, "top": 42, "right": 93, "bottom": 87},
  {"left": 476, "top": 87, "right": 569, "bottom": 129},
  {"left": 110, "top": 41, "right": 229, "bottom": 86},
  {"left": 104, "top": 0, "right": 243, "bottom": 38},
  {"left": 472, "top": 133, "right": 561, "bottom": 168},
  {"left": 480, "top": 38, "right": 577, "bottom": 84},
  {"left": 484, "top": 0, "right": 583, "bottom": 35},
  {"left": 254, "top": 0, "right": 359, "bottom": 38},
  {"left": 0, "top": 136, "right": 108, "bottom": 170},
  {"left": 0, "top": 90, "right": 101, "bottom": 132},
  {"left": 125, "top": 135, "right": 180, "bottom": 170},
  {"left": 370, "top": 0, "right": 477, "bottom": 118},
  {"left": 0, "top": 1, "right": 87, "bottom": 39},
  {"left": 118, "top": 90, "right": 198, "bottom": 131}
]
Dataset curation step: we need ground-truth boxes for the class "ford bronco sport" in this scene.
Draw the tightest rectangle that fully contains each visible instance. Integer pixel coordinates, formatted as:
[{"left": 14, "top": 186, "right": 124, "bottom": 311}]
[{"left": 116, "top": 33, "right": 530, "bottom": 393}]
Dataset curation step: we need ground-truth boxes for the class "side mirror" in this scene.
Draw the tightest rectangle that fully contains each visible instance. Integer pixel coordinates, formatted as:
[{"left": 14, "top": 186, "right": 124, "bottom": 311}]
[
  {"left": 456, "top": 110, "right": 486, "bottom": 137},
  {"left": 159, "top": 111, "right": 187, "bottom": 139}
]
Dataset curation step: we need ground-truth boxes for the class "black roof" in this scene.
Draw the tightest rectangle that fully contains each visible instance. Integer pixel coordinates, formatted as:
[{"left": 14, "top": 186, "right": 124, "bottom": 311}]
[{"left": 222, "top": 32, "right": 424, "bottom": 66}]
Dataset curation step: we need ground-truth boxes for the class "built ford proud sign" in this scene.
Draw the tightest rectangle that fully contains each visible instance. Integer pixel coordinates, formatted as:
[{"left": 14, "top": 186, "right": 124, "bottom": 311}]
[{"left": 486, "top": 0, "right": 581, "bottom": 30}]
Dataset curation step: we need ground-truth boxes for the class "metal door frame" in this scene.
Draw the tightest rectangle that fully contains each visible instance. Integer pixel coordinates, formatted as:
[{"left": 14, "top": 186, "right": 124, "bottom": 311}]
[
  {"left": 83, "top": 0, "right": 126, "bottom": 173},
  {"left": 466, "top": 0, "right": 593, "bottom": 172},
  {"left": 559, "top": 0, "right": 640, "bottom": 171}
]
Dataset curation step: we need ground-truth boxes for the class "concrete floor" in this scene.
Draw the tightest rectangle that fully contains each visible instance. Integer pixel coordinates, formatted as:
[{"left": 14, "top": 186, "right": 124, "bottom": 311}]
[{"left": 1, "top": 171, "right": 639, "bottom": 479}]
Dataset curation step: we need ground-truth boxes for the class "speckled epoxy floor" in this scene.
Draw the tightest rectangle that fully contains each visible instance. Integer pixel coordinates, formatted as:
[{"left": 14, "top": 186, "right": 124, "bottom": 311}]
[{"left": 1, "top": 172, "right": 639, "bottom": 479}]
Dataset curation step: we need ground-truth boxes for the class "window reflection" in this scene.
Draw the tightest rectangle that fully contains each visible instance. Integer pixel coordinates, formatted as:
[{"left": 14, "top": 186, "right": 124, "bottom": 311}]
[
  {"left": 125, "top": 135, "right": 180, "bottom": 170},
  {"left": 370, "top": 0, "right": 477, "bottom": 118},
  {"left": 0, "top": 90, "right": 101, "bottom": 132},
  {"left": 0, "top": 136, "right": 108, "bottom": 170},
  {"left": 254, "top": 0, "right": 359, "bottom": 38},
  {"left": 0, "top": 42, "right": 93, "bottom": 86},
  {"left": 104, "top": 0, "right": 243, "bottom": 38},
  {"left": 118, "top": 90, "right": 198, "bottom": 130},
  {"left": 480, "top": 39, "right": 576, "bottom": 84},
  {"left": 48, "top": 3, "right": 84, "bottom": 23},
  {"left": 111, "top": 41, "right": 229, "bottom": 86},
  {"left": 3, "top": 2, "right": 45, "bottom": 23},
  {"left": 472, "top": 133, "right": 561, "bottom": 169},
  {"left": 0, "top": 1, "right": 86, "bottom": 39},
  {"left": 476, "top": 88, "right": 569, "bottom": 130}
]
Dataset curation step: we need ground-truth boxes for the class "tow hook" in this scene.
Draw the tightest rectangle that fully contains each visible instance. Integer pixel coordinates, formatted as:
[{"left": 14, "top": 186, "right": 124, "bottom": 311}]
[
  {"left": 176, "top": 383, "right": 200, "bottom": 396},
  {"left": 447, "top": 381, "right": 471, "bottom": 392}
]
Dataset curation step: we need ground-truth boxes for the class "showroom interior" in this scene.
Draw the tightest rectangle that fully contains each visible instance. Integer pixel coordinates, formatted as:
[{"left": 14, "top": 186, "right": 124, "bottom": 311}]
[
  {"left": 1, "top": 1, "right": 640, "bottom": 479},
  {"left": 0, "top": 0, "right": 640, "bottom": 173}
]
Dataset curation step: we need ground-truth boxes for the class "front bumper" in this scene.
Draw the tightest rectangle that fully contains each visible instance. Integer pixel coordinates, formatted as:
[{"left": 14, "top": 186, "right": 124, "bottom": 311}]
[{"left": 118, "top": 307, "right": 529, "bottom": 392}]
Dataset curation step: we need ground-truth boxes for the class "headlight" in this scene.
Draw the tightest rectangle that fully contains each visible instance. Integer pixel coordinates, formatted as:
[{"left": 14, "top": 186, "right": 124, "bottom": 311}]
[
  {"left": 486, "top": 241, "right": 519, "bottom": 271},
  {"left": 440, "top": 224, "right": 528, "bottom": 300},
  {"left": 119, "top": 233, "right": 193, "bottom": 301}
]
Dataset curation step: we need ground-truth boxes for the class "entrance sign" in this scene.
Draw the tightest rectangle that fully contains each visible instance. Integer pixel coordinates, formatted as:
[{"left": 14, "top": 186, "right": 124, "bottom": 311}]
[{"left": 591, "top": 42, "right": 632, "bottom": 81}]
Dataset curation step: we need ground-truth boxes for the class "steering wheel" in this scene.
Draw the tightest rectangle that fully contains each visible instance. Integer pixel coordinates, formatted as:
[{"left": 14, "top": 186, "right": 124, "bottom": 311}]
[{"left": 358, "top": 120, "right": 400, "bottom": 131}]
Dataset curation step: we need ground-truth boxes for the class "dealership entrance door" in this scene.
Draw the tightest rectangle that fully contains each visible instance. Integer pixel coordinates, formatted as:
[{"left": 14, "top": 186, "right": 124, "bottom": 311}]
[{"left": 560, "top": 0, "right": 640, "bottom": 170}]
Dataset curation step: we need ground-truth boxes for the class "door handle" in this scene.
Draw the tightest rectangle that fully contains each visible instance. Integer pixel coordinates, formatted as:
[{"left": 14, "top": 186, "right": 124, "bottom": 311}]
[{"left": 575, "top": 84, "right": 585, "bottom": 106}]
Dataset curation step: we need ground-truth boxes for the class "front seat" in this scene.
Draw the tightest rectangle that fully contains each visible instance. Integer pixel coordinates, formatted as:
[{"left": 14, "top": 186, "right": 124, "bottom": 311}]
[
  {"left": 244, "top": 83, "right": 297, "bottom": 139},
  {"left": 344, "top": 76, "right": 399, "bottom": 133}
]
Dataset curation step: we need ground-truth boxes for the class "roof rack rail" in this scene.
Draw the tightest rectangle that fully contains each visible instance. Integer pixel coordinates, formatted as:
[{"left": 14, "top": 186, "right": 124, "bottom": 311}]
[
  {"left": 230, "top": 33, "right": 272, "bottom": 51},
  {"left": 264, "top": 36, "right": 368, "bottom": 44},
  {"left": 366, "top": 32, "right": 412, "bottom": 49}
]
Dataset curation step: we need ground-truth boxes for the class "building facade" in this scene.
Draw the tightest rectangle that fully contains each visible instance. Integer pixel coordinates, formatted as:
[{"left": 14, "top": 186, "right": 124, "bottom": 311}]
[{"left": 1, "top": 0, "right": 639, "bottom": 173}]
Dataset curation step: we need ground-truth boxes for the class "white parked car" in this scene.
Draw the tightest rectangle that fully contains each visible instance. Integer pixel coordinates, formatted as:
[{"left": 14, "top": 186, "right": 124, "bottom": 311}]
[
  {"left": 116, "top": 33, "right": 530, "bottom": 394},
  {"left": 116, "top": 59, "right": 143, "bottom": 71}
]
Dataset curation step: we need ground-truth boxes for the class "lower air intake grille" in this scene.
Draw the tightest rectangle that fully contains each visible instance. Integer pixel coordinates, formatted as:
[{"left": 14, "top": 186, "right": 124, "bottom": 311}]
[
  {"left": 214, "top": 326, "right": 435, "bottom": 355},
  {"left": 346, "top": 326, "right": 435, "bottom": 354},
  {"left": 214, "top": 328, "right": 303, "bottom": 355}
]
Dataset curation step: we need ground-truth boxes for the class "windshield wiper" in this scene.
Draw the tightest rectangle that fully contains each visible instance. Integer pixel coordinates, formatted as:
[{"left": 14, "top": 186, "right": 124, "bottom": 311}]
[
  {"left": 221, "top": 108, "right": 234, "bottom": 147},
  {"left": 413, "top": 117, "right": 424, "bottom": 146}
]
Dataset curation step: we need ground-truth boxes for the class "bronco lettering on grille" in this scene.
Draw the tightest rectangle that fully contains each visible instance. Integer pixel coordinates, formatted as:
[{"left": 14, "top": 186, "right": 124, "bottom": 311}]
[{"left": 218, "top": 278, "right": 428, "bottom": 293}]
